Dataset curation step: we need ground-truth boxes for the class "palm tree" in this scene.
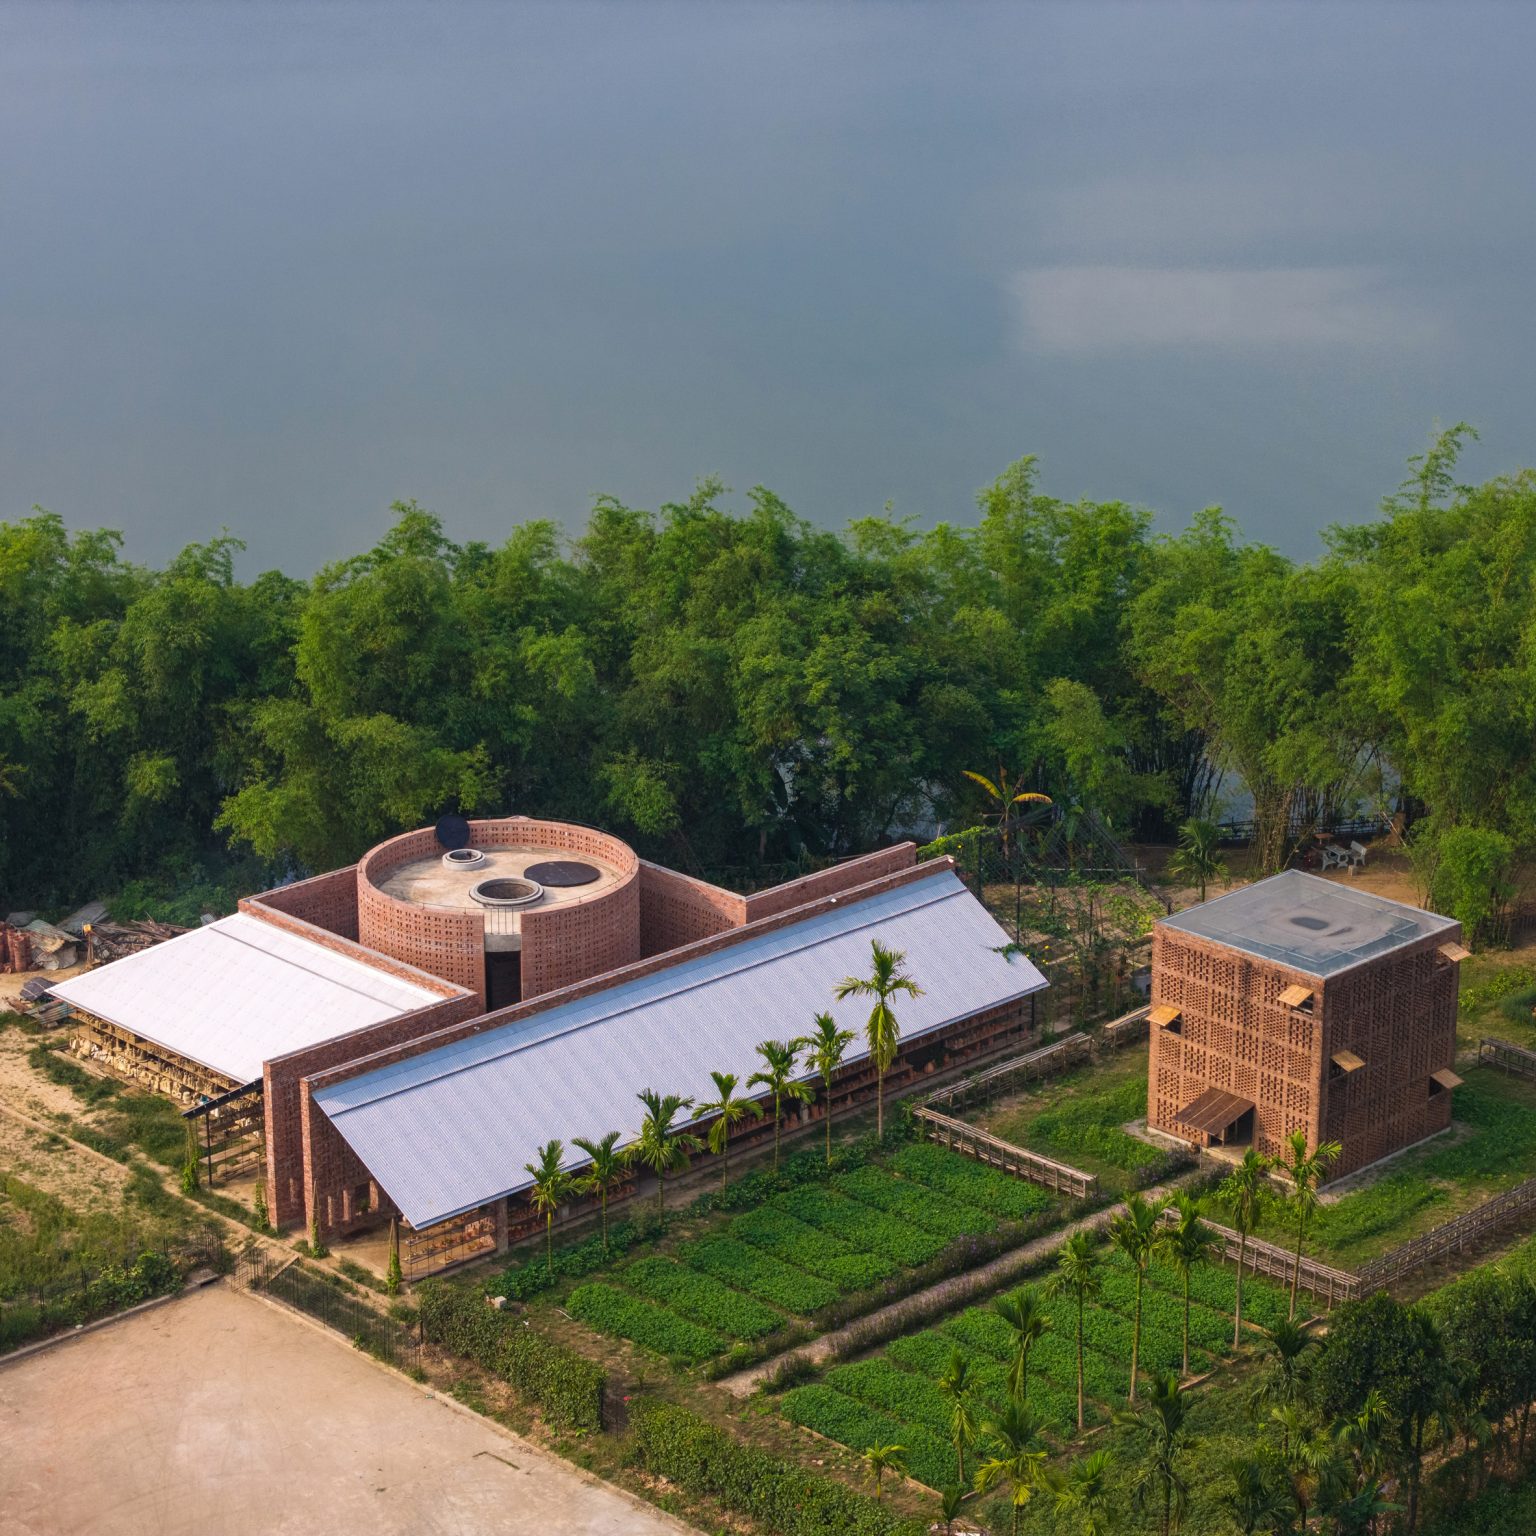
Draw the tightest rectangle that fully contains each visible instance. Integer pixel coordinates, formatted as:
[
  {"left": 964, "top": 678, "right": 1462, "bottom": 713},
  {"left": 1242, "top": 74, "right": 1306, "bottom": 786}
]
[
  {"left": 1248, "top": 1318, "right": 1317, "bottom": 1421},
  {"left": 1219, "top": 1147, "right": 1273, "bottom": 1350},
  {"left": 795, "top": 1011, "right": 855, "bottom": 1164},
  {"left": 936, "top": 1348, "right": 981, "bottom": 1485},
  {"left": 628, "top": 1088, "right": 703, "bottom": 1217},
  {"left": 863, "top": 1442, "right": 907, "bottom": 1501},
  {"left": 1109, "top": 1192, "right": 1165, "bottom": 1401},
  {"left": 1045, "top": 1229, "right": 1102, "bottom": 1432},
  {"left": 937, "top": 1485, "right": 968, "bottom": 1536},
  {"left": 973, "top": 1401, "right": 1047, "bottom": 1536},
  {"left": 992, "top": 1286, "right": 1053, "bottom": 1406},
  {"left": 694, "top": 1072, "right": 763, "bottom": 1192},
  {"left": 962, "top": 766, "right": 1052, "bottom": 858},
  {"left": 1269, "top": 1405, "right": 1348, "bottom": 1533},
  {"left": 1116, "top": 1371, "right": 1194, "bottom": 1536},
  {"left": 1277, "top": 1128, "right": 1341, "bottom": 1320},
  {"left": 523, "top": 1138, "right": 570, "bottom": 1277},
  {"left": 1044, "top": 1447, "right": 1113, "bottom": 1536},
  {"left": 1222, "top": 1456, "right": 1291, "bottom": 1536},
  {"left": 746, "top": 1039, "right": 813, "bottom": 1170},
  {"left": 1156, "top": 1194, "right": 1218, "bottom": 1378},
  {"left": 1167, "top": 818, "right": 1226, "bottom": 902},
  {"left": 834, "top": 938, "right": 924, "bottom": 1140},
  {"left": 571, "top": 1131, "right": 625, "bottom": 1255}
]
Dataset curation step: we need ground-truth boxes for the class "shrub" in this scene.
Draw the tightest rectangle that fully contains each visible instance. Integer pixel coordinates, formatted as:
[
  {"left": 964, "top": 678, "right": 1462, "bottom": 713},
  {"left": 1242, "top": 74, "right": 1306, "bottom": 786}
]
[
  {"left": 1461, "top": 965, "right": 1536, "bottom": 1015},
  {"left": 617, "top": 1256, "right": 783, "bottom": 1341},
  {"left": 417, "top": 1280, "right": 604, "bottom": 1430},
  {"left": 628, "top": 1399, "right": 926, "bottom": 1536},
  {"left": 565, "top": 1282, "right": 725, "bottom": 1365}
]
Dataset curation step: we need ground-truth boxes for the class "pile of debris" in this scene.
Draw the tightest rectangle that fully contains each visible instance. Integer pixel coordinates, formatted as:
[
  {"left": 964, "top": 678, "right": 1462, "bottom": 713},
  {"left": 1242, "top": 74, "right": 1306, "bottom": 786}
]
[
  {"left": 84, "top": 918, "right": 190, "bottom": 960},
  {"left": 1, "top": 903, "right": 189, "bottom": 974}
]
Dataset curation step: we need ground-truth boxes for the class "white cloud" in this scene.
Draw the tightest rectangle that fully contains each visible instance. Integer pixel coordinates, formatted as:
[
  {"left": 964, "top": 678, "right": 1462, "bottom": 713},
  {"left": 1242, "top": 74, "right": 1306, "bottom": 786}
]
[{"left": 1013, "top": 266, "right": 1439, "bottom": 354}]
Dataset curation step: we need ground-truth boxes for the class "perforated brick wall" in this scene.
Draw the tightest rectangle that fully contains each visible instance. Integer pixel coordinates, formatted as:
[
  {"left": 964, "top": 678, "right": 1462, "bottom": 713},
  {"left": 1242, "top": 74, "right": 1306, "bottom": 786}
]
[{"left": 638, "top": 863, "right": 746, "bottom": 954}]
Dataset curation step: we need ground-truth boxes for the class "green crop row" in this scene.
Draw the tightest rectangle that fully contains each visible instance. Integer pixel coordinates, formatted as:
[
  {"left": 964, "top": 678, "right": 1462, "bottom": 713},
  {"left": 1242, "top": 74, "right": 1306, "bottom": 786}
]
[
  {"left": 781, "top": 1383, "right": 955, "bottom": 1491},
  {"left": 1104, "top": 1248, "right": 1305, "bottom": 1332},
  {"left": 677, "top": 1236, "right": 838, "bottom": 1315},
  {"left": 831, "top": 1167, "right": 992, "bottom": 1240},
  {"left": 618, "top": 1256, "right": 784, "bottom": 1341},
  {"left": 772, "top": 1187, "right": 951, "bottom": 1267},
  {"left": 888, "top": 1142, "right": 1057, "bottom": 1221},
  {"left": 1097, "top": 1268, "right": 1231, "bottom": 1359},
  {"left": 730, "top": 1206, "right": 897, "bottom": 1291},
  {"left": 565, "top": 1282, "right": 725, "bottom": 1365},
  {"left": 827, "top": 1358, "right": 957, "bottom": 1440}
]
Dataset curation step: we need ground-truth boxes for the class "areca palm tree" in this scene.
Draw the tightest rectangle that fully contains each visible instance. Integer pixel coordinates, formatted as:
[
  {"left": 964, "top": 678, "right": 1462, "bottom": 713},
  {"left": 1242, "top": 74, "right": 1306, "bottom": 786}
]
[
  {"left": 695, "top": 1071, "right": 763, "bottom": 1192},
  {"left": 992, "top": 1286, "right": 1053, "bottom": 1406},
  {"left": 1278, "top": 1128, "right": 1341, "bottom": 1320},
  {"left": 747, "top": 1039, "right": 813, "bottom": 1170},
  {"left": 1156, "top": 1194, "right": 1218, "bottom": 1378},
  {"left": 1045, "top": 1229, "right": 1102, "bottom": 1432},
  {"left": 1044, "top": 1447, "right": 1113, "bottom": 1536},
  {"left": 523, "top": 1139, "right": 570, "bottom": 1277},
  {"left": 937, "top": 1485, "right": 968, "bottom": 1536},
  {"left": 571, "top": 1131, "right": 625, "bottom": 1255},
  {"left": 1222, "top": 1456, "right": 1291, "bottom": 1536},
  {"left": 1219, "top": 1147, "right": 1274, "bottom": 1349},
  {"left": 795, "top": 1012, "right": 855, "bottom": 1164},
  {"left": 1116, "top": 1371, "right": 1194, "bottom": 1536},
  {"left": 1109, "top": 1192, "right": 1166, "bottom": 1402},
  {"left": 628, "top": 1088, "right": 703, "bottom": 1216},
  {"left": 936, "top": 1348, "right": 981, "bottom": 1484},
  {"left": 973, "top": 1401, "right": 1047, "bottom": 1536},
  {"left": 863, "top": 1442, "right": 907, "bottom": 1500},
  {"left": 834, "top": 939, "right": 924, "bottom": 1140},
  {"left": 1270, "top": 1405, "right": 1348, "bottom": 1532},
  {"left": 1248, "top": 1318, "right": 1318, "bottom": 1420}
]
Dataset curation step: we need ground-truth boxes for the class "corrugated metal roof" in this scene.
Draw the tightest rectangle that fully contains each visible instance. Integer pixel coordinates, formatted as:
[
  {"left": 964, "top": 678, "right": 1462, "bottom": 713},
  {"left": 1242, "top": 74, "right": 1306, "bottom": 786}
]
[
  {"left": 48, "top": 914, "right": 447, "bottom": 1084},
  {"left": 1160, "top": 871, "right": 1458, "bottom": 978},
  {"left": 318, "top": 870, "right": 1046, "bottom": 1229}
]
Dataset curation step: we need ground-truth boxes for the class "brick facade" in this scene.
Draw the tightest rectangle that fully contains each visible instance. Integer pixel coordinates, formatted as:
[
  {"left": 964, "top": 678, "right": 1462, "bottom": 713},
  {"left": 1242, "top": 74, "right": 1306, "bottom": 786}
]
[
  {"left": 246, "top": 865, "right": 360, "bottom": 940},
  {"left": 637, "top": 863, "right": 747, "bottom": 954},
  {"left": 742, "top": 845, "right": 917, "bottom": 922}
]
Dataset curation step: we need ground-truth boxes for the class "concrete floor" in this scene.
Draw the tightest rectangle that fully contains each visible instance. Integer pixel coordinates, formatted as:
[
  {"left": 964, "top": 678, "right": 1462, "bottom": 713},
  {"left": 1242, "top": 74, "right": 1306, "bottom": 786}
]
[{"left": 0, "top": 1283, "right": 694, "bottom": 1536}]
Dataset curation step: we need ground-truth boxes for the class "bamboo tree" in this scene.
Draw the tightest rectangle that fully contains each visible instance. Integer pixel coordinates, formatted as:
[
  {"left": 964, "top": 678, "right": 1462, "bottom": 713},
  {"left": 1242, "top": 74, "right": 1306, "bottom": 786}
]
[
  {"left": 1045, "top": 1229, "right": 1102, "bottom": 1432},
  {"left": 992, "top": 1286, "right": 1053, "bottom": 1406},
  {"left": 1109, "top": 1192, "right": 1165, "bottom": 1402},
  {"left": 572, "top": 1131, "right": 625, "bottom": 1254},
  {"left": 1116, "top": 1371, "right": 1194, "bottom": 1536},
  {"left": 1156, "top": 1194, "right": 1218, "bottom": 1378},
  {"left": 1220, "top": 1147, "right": 1273, "bottom": 1349},
  {"left": 747, "top": 1039, "right": 812, "bottom": 1170},
  {"left": 1278, "top": 1128, "right": 1341, "bottom": 1320},
  {"left": 795, "top": 1011, "right": 855, "bottom": 1164},
  {"left": 973, "top": 1401, "right": 1047, "bottom": 1536},
  {"left": 694, "top": 1072, "right": 763, "bottom": 1192},
  {"left": 936, "top": 1348, "right": 980, "bottom": 1484},
  {"left": 627, "top": 1088, "right": 702, "bottom": 1217},
  {"left": 863, "top": 1442, "right": 907, "bottom": 1501},
  {"left": 524, "top": 1138, "right": 570, "bottom": 1278},
  {"left": 834, "top": 939, "right": 923, "bottom": 1140}
]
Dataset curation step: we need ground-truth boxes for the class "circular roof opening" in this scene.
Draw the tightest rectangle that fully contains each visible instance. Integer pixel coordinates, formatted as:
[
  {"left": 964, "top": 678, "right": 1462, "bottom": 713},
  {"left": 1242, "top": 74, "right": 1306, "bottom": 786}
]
[
  {"left": 443, "top": 847, "right": 487, "bottom": 869},
  {"left": 524, "top": 860, "right": 602, "bottom": 888},
  {"left": 470, "top": 877, "right": 544, "bottom": 908}
]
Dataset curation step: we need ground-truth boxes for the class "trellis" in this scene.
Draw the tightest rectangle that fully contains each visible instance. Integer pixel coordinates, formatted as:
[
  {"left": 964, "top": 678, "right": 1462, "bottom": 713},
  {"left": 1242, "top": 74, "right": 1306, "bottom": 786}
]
[
  {"left": 921, "top": 1031, "right": 1093, "bottom": 1113},
  {"left": 1479, "top": 1036, "right": 1536, "bottom": 1081},
  {"left": 182, "top": 1080, "right": 265, "bottom": 1188},
  {"left": 1173, "top": 1210, "right": 1362, "bottom": 1308}
]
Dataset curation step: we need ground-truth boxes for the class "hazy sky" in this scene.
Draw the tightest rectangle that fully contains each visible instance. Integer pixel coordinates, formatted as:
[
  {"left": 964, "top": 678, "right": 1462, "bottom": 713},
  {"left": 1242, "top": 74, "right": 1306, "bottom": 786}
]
[{"left": 3, "top": 1, "right": 1534, "bottom": 573}]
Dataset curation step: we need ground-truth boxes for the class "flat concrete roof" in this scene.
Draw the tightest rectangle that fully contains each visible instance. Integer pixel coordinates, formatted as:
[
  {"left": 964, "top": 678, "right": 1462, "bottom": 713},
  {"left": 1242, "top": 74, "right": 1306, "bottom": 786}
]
[{"left": 1159, "top": 870, "right": 1458, "bottom": 978}]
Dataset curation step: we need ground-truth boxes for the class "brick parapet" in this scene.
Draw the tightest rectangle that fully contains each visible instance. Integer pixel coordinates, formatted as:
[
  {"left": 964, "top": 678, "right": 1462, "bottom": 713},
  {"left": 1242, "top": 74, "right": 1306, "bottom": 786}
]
[
  {"left": 742, "top": 844, "right": 917, "bottom": 921},
  {"left": 244, "top": 866, "right": 361, "bottom": 941},
  {"left": 637, "top": 863, "right": 747, "bottom": 955}
]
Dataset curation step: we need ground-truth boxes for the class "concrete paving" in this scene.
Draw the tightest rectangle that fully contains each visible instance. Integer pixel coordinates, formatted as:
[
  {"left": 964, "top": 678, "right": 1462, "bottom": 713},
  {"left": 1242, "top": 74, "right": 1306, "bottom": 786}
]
[{"left": 0, "top": 1282, "right": 693, "bottom": 1536}]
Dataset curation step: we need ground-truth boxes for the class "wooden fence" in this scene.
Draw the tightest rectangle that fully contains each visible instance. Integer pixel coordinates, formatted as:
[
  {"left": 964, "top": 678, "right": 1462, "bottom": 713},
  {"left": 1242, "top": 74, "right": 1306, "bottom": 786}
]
[
  {"left": 1480, "top": 1036, "right": 1536, "bottom": 1080},
  {"left": 1100, "top": 1004, "right": 1152, "bottom": 1051},
  {"left": 923, "top": 1032, "right": 1093, "bottom": 1113},
  {"left": 1169, "top": 1209, "right": 1362, "bottom": 1309},
  {"left": 913, "top": 1107, "right": 1099, "bottom": 1199}
]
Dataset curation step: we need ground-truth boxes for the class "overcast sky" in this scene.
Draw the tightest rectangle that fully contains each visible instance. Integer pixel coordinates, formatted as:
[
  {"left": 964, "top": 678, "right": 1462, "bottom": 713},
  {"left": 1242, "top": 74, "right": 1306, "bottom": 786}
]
[{"left": 3, "top": 1, "right": 1533, "bottom": 573}]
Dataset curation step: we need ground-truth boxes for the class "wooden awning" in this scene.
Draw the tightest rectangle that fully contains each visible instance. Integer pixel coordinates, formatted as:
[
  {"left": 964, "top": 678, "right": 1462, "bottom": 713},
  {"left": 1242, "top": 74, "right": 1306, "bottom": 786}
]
[
  {"left": 1331, "top": 1049, "right": 1365, "bottom": 1073},
  {"left": 1148, "top": 1004, "right": 1182, "bottom": 1028},
  {"left": 1176, "top": 1086, "right": 1254, "bottom": 1137},
  {"left": 1438, "top": 942, "right": 1472, "bottom": 964},
  {"left": 1431, "top": 1067, "right": 1464, "bottom": 1090},
  {"left": 1278, "top": 984, "right": 1314, "bottom": 1008}
]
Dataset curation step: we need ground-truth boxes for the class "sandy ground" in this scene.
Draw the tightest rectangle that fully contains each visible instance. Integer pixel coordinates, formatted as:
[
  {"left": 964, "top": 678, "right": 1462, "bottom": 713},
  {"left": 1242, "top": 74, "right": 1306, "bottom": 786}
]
[{"left": 0, "top": 1282, "right": 696, "bottom": 1536}]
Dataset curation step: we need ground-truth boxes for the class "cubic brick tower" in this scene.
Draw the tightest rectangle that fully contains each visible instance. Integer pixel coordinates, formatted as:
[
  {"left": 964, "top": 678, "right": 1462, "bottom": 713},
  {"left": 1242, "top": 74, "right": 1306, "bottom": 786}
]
[{"left": 1147, "top": 871, "right": 1467, "bottom": 1179}]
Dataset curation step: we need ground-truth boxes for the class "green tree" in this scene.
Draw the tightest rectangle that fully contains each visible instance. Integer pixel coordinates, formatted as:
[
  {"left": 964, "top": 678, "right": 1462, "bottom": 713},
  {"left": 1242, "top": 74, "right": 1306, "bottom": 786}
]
[
  {"left": 937, "top": 1485, "right": 967, "bottom": 1536},
  {"left": 524, "top": 1139, "right": 570, "bottom": 1278},
  {"left": 385, "top": 1215, "right": 403, "bottom": 1296},
  {"left": 695, "top": 1072, "right": 764, "bottom": 1192},
  {"left": 795, "top": 1012, "right": 855, "bottom": 1164},
  {"left": 627, "top": 1089, "right": 702, "bottom": 1216},
  {"left": 1109, "top": 1193, "right": 1166, "bottom": 1401},
  {"left": 572, "top": 1131, "right": 626, "bottom": 1254},
  {"left": 1116, "top": 1371, "right": 1195, "bottom": 1536},
  {"left": 1220, "top": 1147, "right": 1274, "bottom": 1349},
  {"left": 1167, "top": 818, "right": 1226, "bottom": 902},
  {"left": 1045, "top": 1229, "right": 1103, "bottom": 1432},
  {"left": 863, "top": 1442, "right": 907, "bottom": 1501},
  {"left": 1277, "top": 1129, "right": 1341, "bottom": 1320},
  {"left": 992, "top": 1286, "right": 1053, "bottom": 1407},
  {"left": 936, "top": 1348, "right": 981, "bottom": 1485},
  {"left": 1248, "top": 1319, "right": 1318, "bottom": 1420},
  {"left": 1042, "top": 1448, "right": 1113, "bottom": 1536},
  {"left": 973, "top": 1401, "right": 1047, "bottom": 1536},
  {"left": 746, "top": 1040, "right": 813, "bottom": 1170},
  {"left": 834, "top": 939, "right": 924, "bottom": 1140},
  {"left": 1221, "top": 1456, "right": 1290, "bottom": 1536},
  {"left": 1156, "top": 1194, "right": 1218, "bottom": 1378}
]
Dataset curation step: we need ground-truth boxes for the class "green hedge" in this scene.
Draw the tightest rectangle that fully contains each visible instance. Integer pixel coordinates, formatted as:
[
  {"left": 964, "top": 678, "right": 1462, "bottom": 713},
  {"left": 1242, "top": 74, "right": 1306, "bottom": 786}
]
[
  {"left": 0, "top": 1250, "right": 180, "bottom": 1353},
  {"left": 628, "top": 1399, "right": 927, "bottom": 1536},
  {"left": 417, "top": 1280, "right": 604, "bottom": 1430}
]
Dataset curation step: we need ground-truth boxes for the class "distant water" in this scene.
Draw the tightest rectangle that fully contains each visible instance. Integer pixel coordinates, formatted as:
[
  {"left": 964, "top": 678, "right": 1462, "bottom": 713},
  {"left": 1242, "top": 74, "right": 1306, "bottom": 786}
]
[{"left": 2, "top": 1, "right": 1534, "bottom": 573}]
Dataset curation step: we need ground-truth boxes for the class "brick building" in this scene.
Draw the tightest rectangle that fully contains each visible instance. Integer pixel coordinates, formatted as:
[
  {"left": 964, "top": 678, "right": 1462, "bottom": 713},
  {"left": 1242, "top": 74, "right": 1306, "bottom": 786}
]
[
  {"left": 1147, "top": 871, "right": 1467, "bottom": 1179},
  {"left": 49, "top": 818, "right": 1046, "bottom": 1271}
]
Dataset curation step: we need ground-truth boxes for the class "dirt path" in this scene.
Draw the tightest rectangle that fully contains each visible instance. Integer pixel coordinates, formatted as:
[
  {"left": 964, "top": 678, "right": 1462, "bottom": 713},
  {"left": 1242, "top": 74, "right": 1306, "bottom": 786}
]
[{"left": 716, "top": 1171, "right": 1203, "bottom": 1397}]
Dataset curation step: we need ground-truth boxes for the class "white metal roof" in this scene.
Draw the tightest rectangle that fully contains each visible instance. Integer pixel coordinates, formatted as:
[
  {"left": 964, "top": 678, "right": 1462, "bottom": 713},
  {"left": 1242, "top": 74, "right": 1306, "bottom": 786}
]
[
  {"left": 317, "top": 870, "right": 1046, "bottom": 1229},
  {"left": 48, "top": 913, "right": 447, "bottom": 1085}
]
